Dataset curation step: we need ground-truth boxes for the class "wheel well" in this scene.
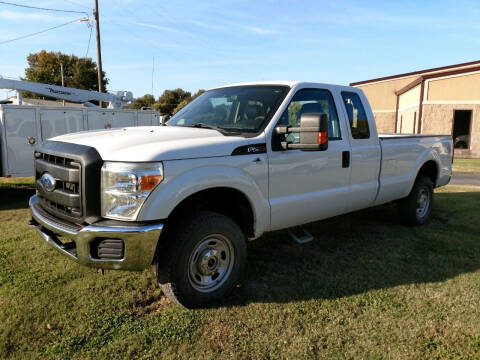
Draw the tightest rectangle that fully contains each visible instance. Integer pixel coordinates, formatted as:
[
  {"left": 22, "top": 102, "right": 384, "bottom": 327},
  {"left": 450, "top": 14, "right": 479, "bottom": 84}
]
[
  {"left": 417, "top": 160, "right": 438, "bottom": 186},
  {"left": 166, "top": 187, "right": 255, "bottom": 238}
]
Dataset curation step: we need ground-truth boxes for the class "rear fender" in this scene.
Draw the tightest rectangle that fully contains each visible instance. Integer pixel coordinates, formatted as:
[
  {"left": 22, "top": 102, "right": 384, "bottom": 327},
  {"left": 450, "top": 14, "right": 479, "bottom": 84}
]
[
  {"left": 409, "top": 148, "right": 441, "bottom": 189},
  {"left": 394, "top": 149, "right": 441, "bottom": 200},
  {"left": 375, "top": 147, "right": 440, "bottom": 205}
]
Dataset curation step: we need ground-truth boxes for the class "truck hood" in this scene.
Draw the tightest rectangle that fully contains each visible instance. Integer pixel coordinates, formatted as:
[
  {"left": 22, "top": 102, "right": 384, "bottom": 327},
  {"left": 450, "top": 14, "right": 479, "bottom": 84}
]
[{"left": 50, "top": 126, "right": 255, "bottom": 161}]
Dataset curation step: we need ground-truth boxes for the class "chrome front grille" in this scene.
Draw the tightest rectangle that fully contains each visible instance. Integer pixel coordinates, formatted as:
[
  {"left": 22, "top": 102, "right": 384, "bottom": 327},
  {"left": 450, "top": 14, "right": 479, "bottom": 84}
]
[{"left": 35, "top": 152, "right": 83, "bottom": 219}]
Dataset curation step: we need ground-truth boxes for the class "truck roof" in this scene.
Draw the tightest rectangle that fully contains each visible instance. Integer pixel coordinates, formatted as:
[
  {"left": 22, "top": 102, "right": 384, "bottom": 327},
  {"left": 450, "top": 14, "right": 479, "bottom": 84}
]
[{"left": 213, "top": 81, "right": 354, "bottom": 90}]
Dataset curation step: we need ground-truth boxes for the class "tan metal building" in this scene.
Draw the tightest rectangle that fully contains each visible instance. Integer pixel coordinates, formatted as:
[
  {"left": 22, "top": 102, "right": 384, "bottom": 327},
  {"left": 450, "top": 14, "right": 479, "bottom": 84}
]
[{"left": 351, "top": 60, "right": 480, "bottom": 157}]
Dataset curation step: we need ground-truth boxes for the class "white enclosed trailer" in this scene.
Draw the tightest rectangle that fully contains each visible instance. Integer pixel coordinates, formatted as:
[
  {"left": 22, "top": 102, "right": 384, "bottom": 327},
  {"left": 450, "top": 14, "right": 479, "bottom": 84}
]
[
  {"left": 0, "top": 104, "right": 160, "bottom": 177},
  {"left": 0, "top": 76, "right": 160, "bottom": 177}
]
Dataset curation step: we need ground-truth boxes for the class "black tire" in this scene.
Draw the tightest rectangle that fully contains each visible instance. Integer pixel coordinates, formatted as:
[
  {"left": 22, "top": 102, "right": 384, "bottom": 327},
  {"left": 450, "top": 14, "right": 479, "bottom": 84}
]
[
  {"left": 397, "top": 175, "right": 434, "bottom": 226},
  {"left": 156, "top": 211, "right": 247, "bottom": 308}
]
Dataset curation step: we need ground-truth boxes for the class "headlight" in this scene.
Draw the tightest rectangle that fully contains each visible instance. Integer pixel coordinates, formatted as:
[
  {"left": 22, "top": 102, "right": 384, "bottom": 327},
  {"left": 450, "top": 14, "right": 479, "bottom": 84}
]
[{"left": 101, "top": 162, "right": 163, "bottom": 221}]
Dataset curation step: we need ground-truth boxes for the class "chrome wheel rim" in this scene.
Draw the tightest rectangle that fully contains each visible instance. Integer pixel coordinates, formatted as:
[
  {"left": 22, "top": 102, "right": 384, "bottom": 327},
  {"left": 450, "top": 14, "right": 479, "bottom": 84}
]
[
  {"left": 416, "top": 188, "right": 430, "bottom": 219},
  {"left": 188, "top": 234, "right": 234, "bottom": 293}
]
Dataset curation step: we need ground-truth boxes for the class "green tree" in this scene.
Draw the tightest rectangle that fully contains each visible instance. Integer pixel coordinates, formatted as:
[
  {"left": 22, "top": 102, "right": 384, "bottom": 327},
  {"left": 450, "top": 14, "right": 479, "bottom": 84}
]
[
  {"left": 23, "top": 50, "right": 108, "bottom": 98},
  {"left": 172, "top": 89, "right": 206, "bottom": 114},
  {"left": 288, "top": 102, "right": 302, "bottom": 126},
  {"left": 153, "top": 88, "right": 191, "bottom": 115},
  {"left": 127, "top": 94, "right": 155, "bottom": 109}
]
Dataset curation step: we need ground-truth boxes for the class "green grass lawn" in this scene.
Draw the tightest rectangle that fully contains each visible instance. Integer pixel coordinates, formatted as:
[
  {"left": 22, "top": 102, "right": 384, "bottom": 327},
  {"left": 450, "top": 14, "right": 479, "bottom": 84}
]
[
  {"left": 1, "top": 178, "right": 480, "bottom": 359},
  {"left": 453, "top": 157, "right": 480, "bottom": 174}
]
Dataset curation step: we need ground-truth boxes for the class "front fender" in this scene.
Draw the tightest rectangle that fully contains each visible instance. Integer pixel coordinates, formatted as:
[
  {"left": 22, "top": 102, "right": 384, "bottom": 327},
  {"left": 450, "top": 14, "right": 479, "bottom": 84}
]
[{"left": 137, "top": 161, "right": 270, "bottom": 238}]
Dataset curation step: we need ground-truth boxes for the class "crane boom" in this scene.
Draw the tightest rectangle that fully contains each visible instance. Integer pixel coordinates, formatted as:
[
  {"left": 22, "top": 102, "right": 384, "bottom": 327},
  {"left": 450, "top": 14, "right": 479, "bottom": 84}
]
[{"left": 0, "top": 76, "right": 133, "bottom": 109}]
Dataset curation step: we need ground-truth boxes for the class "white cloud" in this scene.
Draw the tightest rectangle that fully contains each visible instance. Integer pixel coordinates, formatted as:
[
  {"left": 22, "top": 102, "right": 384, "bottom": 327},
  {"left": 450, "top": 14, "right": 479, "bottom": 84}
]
[
  {"left": 0, "top": 10, "right": 70, "bottom": 22},
  {"left": 135, "top": 21, "right": 191, "bottom": 35},
  {"left": 187, "top": 19, "right": 226, "bottom": 31},
  {"left": 246, "top": 26, "right": 280, "bottom": 35}
]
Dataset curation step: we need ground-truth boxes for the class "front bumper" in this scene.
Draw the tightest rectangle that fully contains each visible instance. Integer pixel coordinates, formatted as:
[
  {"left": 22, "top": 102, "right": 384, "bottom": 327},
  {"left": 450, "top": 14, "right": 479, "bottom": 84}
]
[{"left": 29, "top": 195, "right": 162, "bottom": 270}]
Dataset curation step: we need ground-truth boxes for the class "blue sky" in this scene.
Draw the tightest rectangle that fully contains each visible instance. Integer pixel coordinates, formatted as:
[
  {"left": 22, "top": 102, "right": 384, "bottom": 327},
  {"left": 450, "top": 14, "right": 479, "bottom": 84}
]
[{"left": 0, "top": 0, "right": 479, "bottom": 98}]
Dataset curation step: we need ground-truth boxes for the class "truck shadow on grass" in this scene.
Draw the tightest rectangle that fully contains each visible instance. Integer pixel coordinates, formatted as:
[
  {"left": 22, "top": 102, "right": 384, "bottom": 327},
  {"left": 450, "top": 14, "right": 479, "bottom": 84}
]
[
  {"left": 0, "top": 179, "right": 35, "bottom": 211},
  {"left": 229, "top": 190, "right": 480, "bottom": 306}
]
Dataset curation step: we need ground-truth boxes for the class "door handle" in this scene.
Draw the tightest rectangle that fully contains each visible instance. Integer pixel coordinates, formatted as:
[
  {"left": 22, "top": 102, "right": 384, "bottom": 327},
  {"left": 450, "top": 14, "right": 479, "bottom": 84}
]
[{"left": 342, "top": 151, "right": 350, "bottom": 168}]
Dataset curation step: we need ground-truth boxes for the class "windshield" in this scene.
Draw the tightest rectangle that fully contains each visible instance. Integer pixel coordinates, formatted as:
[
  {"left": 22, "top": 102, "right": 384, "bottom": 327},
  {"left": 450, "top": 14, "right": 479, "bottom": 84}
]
[{"left": 167, "top": 85, "right": 289, "bottom": 133}]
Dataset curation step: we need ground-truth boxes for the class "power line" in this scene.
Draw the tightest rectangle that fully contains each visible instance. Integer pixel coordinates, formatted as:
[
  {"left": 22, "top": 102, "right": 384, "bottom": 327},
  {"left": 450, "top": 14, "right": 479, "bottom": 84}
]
[
  {"left": 0, "top": 1, "right": 89, "bottom": 15},
  {"left": 85, "top": 22, "right": 93, "bottom": 57},
  {"left": 0, "top": 18, "right": 86, "bottom": 45}
]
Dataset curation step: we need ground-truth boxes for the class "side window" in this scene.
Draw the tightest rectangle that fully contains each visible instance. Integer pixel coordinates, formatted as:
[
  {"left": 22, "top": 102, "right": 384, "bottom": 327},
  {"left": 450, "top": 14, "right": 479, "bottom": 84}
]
[
  {"left": 279, "top": 89, "right": 342, "bottom": 143},
  {"left": 341, "top": 91, "right": 370, "bottom": 139}
]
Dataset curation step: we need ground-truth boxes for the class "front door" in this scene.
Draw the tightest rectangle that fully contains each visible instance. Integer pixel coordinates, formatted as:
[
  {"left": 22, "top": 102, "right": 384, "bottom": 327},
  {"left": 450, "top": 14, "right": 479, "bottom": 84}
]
[{"left": 268, "top": 88, "right": 351, "bottom": 230}]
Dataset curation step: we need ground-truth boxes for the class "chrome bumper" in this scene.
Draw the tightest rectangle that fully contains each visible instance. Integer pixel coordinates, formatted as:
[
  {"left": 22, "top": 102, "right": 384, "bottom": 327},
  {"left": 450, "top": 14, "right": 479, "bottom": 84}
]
[{"left": 29, "top": 195, "right": 162, "bottom": 270}]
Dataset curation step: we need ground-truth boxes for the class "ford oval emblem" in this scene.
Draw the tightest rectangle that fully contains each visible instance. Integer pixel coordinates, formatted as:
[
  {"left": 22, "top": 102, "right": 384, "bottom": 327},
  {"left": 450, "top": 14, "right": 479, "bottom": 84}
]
[{"left": 40, "top": 173, "right": 56, "bottom": 192}]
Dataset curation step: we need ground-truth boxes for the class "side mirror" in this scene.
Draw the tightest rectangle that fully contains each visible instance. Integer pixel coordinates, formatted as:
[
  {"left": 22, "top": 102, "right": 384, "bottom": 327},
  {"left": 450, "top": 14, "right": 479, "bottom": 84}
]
[{"left": 276, "top": 113, "right": 328, "bottom": 151}]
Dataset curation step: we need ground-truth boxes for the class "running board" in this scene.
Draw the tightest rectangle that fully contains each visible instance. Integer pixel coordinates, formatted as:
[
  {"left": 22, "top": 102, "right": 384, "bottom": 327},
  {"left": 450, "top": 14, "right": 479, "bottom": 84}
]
[{"left": 288, "top": 226, "right": 314, "bottom": 244}]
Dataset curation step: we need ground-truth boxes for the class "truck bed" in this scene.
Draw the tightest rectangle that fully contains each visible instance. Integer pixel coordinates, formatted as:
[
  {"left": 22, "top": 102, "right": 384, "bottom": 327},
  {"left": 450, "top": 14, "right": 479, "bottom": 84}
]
[
  {"left": 374, "top": 133, "right": 453, "bottom": 206},
  {"left": 379, "top": 133, "right": 452, "bottom": 140}
]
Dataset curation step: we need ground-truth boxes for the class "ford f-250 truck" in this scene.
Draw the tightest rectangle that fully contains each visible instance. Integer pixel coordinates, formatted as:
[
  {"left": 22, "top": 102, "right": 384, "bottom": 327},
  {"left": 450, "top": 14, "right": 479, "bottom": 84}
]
[{"left": 29, "top": 81, "right": 452, "bottom": 308}]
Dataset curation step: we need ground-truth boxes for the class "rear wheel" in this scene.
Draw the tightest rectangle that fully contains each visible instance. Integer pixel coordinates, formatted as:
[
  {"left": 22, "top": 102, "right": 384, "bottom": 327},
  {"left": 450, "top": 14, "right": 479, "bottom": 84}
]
[
  {"left": 156, "top": 211, "right": 246, "bottom": 308},
  {"left": 397, "top": 175, "right": 434, "bottom": 226}
]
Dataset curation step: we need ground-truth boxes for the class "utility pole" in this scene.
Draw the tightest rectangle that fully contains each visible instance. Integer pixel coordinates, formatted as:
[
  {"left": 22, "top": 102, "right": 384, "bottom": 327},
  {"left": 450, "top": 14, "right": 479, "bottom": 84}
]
[
  {"left": 60, "top": 63, "right": 65, "bottom": 107},
  {"left": 93, "top": 0, "right": 104, "bottom": 107}
]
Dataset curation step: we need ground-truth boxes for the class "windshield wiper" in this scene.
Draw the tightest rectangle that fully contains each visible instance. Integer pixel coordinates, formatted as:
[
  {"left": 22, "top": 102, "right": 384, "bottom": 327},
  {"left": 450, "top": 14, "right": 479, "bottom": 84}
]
[
  {"left": 186, "top": 123, "right": 230, "bottom": 133},
  {"left": 185, "top": 123, "right": 251, "bottom": 134},
  {"left": 189, "top": 122, "right": 220, "bottom": 130}
]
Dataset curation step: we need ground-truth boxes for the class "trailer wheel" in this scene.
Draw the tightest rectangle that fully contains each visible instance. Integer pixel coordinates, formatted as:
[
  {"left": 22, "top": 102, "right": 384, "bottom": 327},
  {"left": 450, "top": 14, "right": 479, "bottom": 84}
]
[
  {"left": 156, "top": 211, "right": 246, "bottom": 308},
  {"left": 397, "top": 175, "right": 434, "bottom": 226}
]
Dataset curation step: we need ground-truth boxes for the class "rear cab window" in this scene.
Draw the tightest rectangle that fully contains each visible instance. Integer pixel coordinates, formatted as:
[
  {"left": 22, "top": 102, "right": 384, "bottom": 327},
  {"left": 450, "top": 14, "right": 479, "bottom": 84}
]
[{"left": 341, "top": 91, "right": 370, "bottom": 139}]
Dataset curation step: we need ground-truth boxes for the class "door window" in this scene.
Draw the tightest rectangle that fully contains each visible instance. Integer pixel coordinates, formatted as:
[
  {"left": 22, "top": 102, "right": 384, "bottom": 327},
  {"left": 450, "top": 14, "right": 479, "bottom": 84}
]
[
  {"left": 341, "top": 92, "right": 370, "bottom": 139},
  {"left": 278, "top": 88, "right": 342, "bottom": 144}
]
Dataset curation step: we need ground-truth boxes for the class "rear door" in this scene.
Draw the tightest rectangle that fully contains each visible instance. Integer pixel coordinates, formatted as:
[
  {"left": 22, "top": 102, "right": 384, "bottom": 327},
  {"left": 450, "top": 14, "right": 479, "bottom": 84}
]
[
  {"left": 3, "top": 107, "right": 37, "bottom": 175},
  {"left": 87, "top": 109, "right": 108, "bottom": 130},
  {"left": 137, "top": 112, "right": 153, "bottom": 126},
  {"left": 111, "top": 111, "right": 135, "bottom": 128},
  {"left": 268, "top": 87, "right": 351, "bottom": 230},
  {"left": 39, "top": 109, "right": 84, "bottom": 141},
  {"left": 339, "top": 90, "right": 381, "bottom": 212},
  {"left": 137, "top": 111, "right": 159, "bottom": 126}
]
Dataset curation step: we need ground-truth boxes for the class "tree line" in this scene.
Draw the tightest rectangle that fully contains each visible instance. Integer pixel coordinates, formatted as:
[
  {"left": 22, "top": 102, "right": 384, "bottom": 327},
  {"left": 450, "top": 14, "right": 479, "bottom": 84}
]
[
  {"left": 126, "top": 89, "right": 205, "bottom": 115},
  {"left": 22, "top": 50, "right": 204, "bottom": 115}
]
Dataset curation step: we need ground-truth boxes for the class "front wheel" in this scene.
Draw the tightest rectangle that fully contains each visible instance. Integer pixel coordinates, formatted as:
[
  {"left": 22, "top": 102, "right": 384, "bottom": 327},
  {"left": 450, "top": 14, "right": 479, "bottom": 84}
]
[
  {"left": 156, "top": 211, "right": 246, "bottom": 308},
  {"left": 397, "top": 175, "right": 434, "bottom": 226}
]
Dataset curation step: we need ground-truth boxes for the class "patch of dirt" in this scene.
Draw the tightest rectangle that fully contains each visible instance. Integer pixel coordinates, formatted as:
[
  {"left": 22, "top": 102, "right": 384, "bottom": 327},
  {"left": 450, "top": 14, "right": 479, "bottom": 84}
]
[
  {"left": 203, "top": 321, "right": 231, "bottom": 353},
  {"left": 134, "top": 295, "right": 172, "bottom": 316}
]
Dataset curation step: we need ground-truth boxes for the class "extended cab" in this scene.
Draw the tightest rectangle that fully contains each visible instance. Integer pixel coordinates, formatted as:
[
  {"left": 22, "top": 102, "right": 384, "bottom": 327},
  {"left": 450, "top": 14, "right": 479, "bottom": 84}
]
[{"left": 29, "top": 82, "right": 452, "bottom": 307}]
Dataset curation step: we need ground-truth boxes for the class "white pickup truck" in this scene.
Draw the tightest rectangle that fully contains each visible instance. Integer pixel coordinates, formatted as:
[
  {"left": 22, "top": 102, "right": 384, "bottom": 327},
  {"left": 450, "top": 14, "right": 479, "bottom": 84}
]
[{"left": 29, "top": 81, "right": 452, "bottom": 308}]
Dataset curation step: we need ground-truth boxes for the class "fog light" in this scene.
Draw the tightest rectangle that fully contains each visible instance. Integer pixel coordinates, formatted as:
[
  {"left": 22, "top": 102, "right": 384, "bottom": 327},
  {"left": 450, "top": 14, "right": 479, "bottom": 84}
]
[{"left": 91, "top": 238, "right": 124, "bottom": 260}]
